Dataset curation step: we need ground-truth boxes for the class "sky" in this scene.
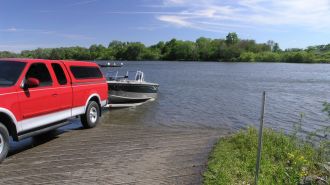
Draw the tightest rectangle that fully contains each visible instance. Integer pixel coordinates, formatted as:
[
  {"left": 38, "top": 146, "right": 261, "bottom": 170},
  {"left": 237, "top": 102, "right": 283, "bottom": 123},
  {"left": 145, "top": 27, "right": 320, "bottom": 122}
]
[{"left": 1, "top": 0, "right": 330, "bottom": 52}]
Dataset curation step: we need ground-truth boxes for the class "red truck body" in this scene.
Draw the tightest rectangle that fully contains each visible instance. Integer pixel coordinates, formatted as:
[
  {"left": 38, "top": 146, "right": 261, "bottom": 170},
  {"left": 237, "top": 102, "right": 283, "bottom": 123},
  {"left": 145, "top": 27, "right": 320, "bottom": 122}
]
[{"left": 0, "top": 59, "right": 108, "bottom": 161}]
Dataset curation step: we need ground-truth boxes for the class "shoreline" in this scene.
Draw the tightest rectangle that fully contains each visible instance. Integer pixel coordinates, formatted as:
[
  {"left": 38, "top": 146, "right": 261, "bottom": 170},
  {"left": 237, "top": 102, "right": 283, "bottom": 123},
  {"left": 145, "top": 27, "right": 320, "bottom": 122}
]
[{"left": 96, "top": 60, "right": 330, "bottom": 64}]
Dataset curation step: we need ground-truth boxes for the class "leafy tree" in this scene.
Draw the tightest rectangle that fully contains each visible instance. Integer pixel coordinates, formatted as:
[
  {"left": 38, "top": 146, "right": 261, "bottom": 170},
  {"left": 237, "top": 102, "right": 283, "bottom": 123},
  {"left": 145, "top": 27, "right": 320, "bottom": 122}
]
[
  {"left": 196, "top": 37, "right": 212, "bottom": 61},
  {"left": 267, "top": 40, "right": 275, "bottom": 51},
  {"left": 226, "top": 32, "right": 239, "bottom": 45},
  {"left": 108, "top": 40, "right": 127, "bottom": 60},
  {"left": 237, "top": 40, "right": 258, "bottom": 52},
  {"left": 163, "top": 39, "right": 178, "bottom": 60},
  {"left": 174, "top": 41, "right": 198, "bottom": 61},
  {"left": 0, "top": 51, "right": 18, "bottom": 58},
  {"left": 49, "top": 48, "right": 64, "bottom": 60},
  {"left": 124, "top": 42, "right": 145, "bottom": 60},
  {"left": 89, "top": 44, "right": 106, "bottom": 60},
  {"left": 141, "top": 48, "right": 161, "bottom": 60},
  {"left": 209, "top": 39, "right": 226, "bottom": 61},
  {"left": 273, "top": 43, "right": 281, "bottom": 52}
]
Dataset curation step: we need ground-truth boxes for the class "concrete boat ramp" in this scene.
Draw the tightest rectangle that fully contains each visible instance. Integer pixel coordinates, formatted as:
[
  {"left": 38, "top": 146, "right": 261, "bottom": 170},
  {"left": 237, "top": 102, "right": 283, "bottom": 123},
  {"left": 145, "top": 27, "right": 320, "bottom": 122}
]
[{"left": 0, "top": 117, "right": 229, "bottom": 184}]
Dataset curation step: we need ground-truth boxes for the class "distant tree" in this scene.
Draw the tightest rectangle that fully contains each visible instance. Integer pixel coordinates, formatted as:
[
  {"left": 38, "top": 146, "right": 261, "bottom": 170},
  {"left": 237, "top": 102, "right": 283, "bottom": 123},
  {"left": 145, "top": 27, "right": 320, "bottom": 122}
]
[
  {"left": 209, "top": 39, "right": 226, "bottom": 61},
  {"left": 267, "top": 40, "right": 275, "bottom": 51},
  {"left": 49, "top": 48, "right": 64, "bottom": 60},
  {"left": 141, "top": 48, "right": 161, "bottom": 60},
  {"left": 166, "top": 40, "right": 198, "bottom": 61},
  {"left": 255, "top": 43, "right": 271, "bottom": 52},
  {"left": 70, "top": 47, "right": 91, "bottom": 60},
  {"left": 226, "top": 32, "right": 239, "bottom": 45},
  {"left": 223, "top": 45, "right": 241, "bottom": 61},
  {"left": 237, "top": 40, "right": 257, "bottom": 52},
  {"left": 124, "top": 42, "right": 145, "bottom": 60},
  {"left": 163, "top": 39, "right": 178, "bottom": 60},
  {"left": 21, "top": 50, "right": 34, "bottom": 58},
  {"left": 196, "top": 37, "right": 212, "bottom": 61},
  {"left": 272, "top": 43, "right": 281, "bottom": 52},
  {"left": 285, "top": 48, "right": 303, "bottom": 52},
  {"left": 89, "top": 44, "right": 106, "bottom": 60},
  {"left": 108, "top": 40, "right": 127, "bottom": 60},
  {"left": 0, "top": 51, "right": 17, "bottom": 58}
]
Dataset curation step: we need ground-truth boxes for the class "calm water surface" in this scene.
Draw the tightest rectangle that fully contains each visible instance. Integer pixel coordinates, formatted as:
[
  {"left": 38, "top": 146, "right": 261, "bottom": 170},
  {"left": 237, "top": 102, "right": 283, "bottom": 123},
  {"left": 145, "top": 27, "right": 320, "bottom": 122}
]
[{"left": 102, "top": 61, "right": 330, "bottom": 134}]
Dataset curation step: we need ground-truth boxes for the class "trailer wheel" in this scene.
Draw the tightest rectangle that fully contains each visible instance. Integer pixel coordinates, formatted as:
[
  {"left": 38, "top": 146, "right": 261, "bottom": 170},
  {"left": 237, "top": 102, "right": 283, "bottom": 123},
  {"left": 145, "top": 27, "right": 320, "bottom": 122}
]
[
  {"left": 81, "top": 101, "right": 100, "bottom": 129},
  {"left": 0, "top": 122, "right": 9, "bottom": 163}
]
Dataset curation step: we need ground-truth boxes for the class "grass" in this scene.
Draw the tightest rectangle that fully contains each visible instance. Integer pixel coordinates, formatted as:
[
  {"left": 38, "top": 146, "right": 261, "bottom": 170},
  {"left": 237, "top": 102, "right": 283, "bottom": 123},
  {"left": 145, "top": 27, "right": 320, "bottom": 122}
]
[{"left": 203, "top": 127, "right": 329, "bottom": 185}]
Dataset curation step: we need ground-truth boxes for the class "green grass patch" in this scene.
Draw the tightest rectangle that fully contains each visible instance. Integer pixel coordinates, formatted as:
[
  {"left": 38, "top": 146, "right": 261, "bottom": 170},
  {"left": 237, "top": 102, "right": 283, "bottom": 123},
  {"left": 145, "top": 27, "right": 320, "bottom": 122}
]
[{"left": 203, "top": 127, "right": 329, "bottom": 185}]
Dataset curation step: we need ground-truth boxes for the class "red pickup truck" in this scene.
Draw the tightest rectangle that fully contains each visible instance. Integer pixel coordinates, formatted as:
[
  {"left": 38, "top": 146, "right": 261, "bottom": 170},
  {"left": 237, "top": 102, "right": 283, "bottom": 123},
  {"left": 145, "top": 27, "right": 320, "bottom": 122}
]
[{"left": 0, "top": 58, "right": 108, "bottom": 162}]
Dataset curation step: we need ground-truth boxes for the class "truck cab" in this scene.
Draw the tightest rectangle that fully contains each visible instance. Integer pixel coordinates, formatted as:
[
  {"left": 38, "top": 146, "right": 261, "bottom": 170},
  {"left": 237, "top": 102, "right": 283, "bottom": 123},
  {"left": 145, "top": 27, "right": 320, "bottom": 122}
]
[{"left": 0, "top": 59, "right": 108, "bottom": 163}]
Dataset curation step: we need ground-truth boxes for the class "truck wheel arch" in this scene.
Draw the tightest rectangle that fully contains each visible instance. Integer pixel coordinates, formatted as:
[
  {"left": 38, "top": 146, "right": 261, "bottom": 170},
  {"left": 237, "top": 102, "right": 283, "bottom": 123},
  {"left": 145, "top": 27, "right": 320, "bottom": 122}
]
[
  {"left": 85, "top": 94, "right": 102, "bottom": 116},
  {"left": 0, "top": 110, "right": 19, "bottom": 141}
]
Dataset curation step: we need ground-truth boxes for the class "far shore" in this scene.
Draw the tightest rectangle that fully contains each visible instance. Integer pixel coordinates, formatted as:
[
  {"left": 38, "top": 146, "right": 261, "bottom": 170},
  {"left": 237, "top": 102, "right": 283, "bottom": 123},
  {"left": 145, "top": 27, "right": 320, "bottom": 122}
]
[{"left": 1, "top": 34, "right": 330, "bottom": 63}]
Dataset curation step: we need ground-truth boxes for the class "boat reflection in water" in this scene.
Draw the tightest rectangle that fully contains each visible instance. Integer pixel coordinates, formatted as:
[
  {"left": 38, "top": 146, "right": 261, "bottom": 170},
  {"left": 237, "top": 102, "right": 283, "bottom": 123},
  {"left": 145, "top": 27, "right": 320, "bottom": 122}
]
[{"left": 105, "top": 70, "right": 159, "bottom": 107}]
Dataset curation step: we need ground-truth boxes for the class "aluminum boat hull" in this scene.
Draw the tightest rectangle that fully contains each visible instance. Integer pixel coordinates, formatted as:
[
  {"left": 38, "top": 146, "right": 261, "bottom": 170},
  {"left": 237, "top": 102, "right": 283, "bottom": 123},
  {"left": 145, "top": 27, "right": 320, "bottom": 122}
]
[{"left": 107, "top": 81, "right": 159, "bottom": 104}]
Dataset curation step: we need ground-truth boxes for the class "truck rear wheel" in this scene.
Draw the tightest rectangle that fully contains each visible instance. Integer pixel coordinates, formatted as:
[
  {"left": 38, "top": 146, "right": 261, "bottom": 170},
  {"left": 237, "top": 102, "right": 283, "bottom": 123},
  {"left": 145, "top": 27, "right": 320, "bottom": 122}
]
[
  {"left": 81, "top": 101, "right": 100, "bottom": 129},
  {"left": 0, "top": 122, "right": 10, "bottom": 163}
]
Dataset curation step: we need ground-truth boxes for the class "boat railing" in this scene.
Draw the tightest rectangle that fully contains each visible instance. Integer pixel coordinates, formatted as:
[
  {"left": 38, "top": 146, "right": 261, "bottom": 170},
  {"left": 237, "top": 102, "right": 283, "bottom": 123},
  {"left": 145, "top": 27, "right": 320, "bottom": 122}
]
[
  {"left": 106, "top": 70, "right": 145, "bottom": 82},
  {"left": 135, "top": 71, "right": 144, "bottom": 82}
]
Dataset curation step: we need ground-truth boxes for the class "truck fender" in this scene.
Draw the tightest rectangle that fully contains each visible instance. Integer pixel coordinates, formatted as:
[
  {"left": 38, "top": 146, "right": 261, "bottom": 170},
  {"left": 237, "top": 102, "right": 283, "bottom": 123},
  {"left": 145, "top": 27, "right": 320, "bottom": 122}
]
[
  {"left": 0, "top": 108, "right": 20, "bottom": 139},
  {"left": 85, "top": 93, "right": 101, "bottom": 110}
]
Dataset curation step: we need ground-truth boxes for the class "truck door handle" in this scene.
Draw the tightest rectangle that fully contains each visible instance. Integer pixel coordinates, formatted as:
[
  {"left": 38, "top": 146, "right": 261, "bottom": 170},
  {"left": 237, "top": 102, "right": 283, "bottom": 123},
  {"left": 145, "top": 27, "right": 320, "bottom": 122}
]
[{"left": 52, "top": 93, "right": 59, "bottom": 96}]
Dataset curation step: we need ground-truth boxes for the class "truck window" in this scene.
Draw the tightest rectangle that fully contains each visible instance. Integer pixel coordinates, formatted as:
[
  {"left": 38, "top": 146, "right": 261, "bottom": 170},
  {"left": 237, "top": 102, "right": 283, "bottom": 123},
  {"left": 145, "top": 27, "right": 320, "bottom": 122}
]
[
  {"left": 70, "top": 66, "right": 103, "bottom": 79},
  {"left": 26, "top": 63, "right": 53, "bottom": 87},
  {"left": 51, "top": 63, "right": 67, "bottom": 85},
  {"left": 0, "top": 60, "right": 26, "bottom": 87}
]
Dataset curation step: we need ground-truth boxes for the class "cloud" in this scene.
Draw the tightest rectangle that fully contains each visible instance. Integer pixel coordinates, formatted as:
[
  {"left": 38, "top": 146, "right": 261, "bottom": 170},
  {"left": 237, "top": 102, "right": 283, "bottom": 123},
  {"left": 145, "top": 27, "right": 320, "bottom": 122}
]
[
  {"left": 0, "top": 44, "right": 60, "bottom": 52},
  {"left": 0, "top": 27, "right": 18, "bottom": 32},
  {"left": 0, "top": 28, "right": 44, "bottom": 33},
  {"left": 6, "top": 27, "right": 17, "bottom": 32},
  {"left": 150, "top": 0, "right": 330, "bottom": 33},
  {"left": 157, "top": 15, "right": 192, "bottom": 27},
  {"left": 0, "top": 27, "right": 94, "bottom": 40},
  {"left": 39, "top": 10, "right": 55, "bottom": 13},
  {"left": 68, "top": 0, "right": 98, "bottom": 7},
  {"left": 59, "top": 33, "right": 94, "bottom": 40},
  {"left": 105, "top": 11, "right": 178, "bottom": 15}
]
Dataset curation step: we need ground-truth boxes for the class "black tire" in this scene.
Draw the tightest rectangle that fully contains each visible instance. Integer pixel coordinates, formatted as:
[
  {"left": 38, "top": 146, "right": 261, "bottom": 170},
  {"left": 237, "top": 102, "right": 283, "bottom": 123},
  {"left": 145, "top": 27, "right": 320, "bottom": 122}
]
[
  {"left": 81, "top": 101, "right": 100, "bottom": 129},
  {"left": 0, "top": 123, "right": 10, "bottom": 163}
]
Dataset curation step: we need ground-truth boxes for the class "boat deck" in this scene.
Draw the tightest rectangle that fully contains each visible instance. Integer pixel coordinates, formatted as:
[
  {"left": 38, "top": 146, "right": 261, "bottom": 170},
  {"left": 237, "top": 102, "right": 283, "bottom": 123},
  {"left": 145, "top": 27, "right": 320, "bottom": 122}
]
[{"left": 0, "top": 116, "right": 229, "bottom": 184}]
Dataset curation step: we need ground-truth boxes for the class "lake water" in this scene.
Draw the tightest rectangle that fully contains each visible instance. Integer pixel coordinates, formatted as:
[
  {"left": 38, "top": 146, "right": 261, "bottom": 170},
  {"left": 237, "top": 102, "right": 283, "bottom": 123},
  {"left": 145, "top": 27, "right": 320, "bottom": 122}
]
[{"left": 102, "top": 61, "right": 330, "bottom": 135}]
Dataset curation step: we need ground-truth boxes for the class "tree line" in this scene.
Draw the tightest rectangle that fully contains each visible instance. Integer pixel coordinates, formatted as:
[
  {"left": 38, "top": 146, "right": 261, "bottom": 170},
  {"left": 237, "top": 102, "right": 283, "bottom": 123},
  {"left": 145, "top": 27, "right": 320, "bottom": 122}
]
[{"left": 1, "top": 32, "right": 330, "bottom": 63}]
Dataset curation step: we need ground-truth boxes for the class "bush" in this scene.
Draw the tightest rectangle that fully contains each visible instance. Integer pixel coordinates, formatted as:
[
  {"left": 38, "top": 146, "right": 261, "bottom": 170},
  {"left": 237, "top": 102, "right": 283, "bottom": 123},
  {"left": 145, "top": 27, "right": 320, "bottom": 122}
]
[
  {"left": 255, "top": 52, "right": 281, "bottom": 62},
  {"left": 282, "top": 51, "right": 315, "bottom": 63},
  {"left": 203, "top": 127, "right": 329, "bottom": 185},
  {"left": 239, "top": 52, "right": 256, "bottom": 62}
]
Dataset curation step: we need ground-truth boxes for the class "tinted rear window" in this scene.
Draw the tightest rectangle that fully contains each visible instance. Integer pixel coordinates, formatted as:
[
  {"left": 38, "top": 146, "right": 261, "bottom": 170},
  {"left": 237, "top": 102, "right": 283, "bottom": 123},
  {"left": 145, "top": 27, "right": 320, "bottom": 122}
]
[
  {"left": 70, "top": 66, "right": 103, "bottom": 79},
  {"left": 0, "top": 61, "right": 26, "bottom": 87},
  {"left": 52, "top": 63, "right": 67, "bottom": 85}
]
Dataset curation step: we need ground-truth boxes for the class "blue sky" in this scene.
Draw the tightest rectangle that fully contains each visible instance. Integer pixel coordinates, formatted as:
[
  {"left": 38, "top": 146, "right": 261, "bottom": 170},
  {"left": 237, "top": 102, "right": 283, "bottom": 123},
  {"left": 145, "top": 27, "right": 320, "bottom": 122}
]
[{"left": 1, "top": 0, "right": 330, "bottom": 52}]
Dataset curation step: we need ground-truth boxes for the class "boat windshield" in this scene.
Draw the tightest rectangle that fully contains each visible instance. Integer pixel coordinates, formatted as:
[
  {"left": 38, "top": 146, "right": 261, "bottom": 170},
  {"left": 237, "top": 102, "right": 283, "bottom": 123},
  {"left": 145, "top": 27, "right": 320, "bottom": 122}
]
[{"left": 0, "top": 61, "right": 26, "bottom": 87}]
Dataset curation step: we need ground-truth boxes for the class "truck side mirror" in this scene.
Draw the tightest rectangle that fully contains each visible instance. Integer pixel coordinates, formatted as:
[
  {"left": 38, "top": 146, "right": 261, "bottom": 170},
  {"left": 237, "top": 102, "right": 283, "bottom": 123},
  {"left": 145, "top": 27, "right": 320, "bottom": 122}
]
[{"left": 25, "top": 78, "right": 40, "bottom": 88}]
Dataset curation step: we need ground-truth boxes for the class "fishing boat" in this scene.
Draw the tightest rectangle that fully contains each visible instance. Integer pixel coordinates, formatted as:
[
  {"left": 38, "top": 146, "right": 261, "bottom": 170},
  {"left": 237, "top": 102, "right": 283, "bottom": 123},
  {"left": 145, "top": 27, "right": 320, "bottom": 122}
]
[
  {"left": 105, "top": 70, "right": 159, "bottom": 107},
  {"left": 98, "top": 62, "right": 124, "bottom": 68}
]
